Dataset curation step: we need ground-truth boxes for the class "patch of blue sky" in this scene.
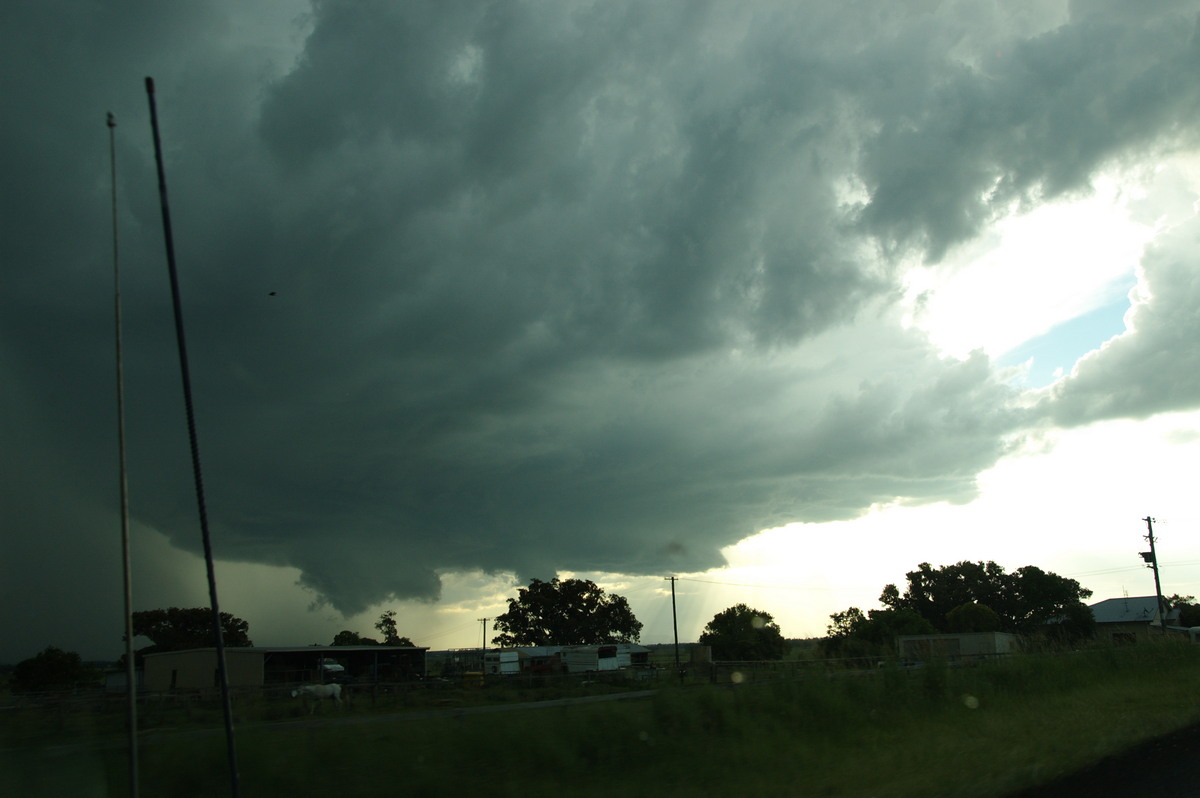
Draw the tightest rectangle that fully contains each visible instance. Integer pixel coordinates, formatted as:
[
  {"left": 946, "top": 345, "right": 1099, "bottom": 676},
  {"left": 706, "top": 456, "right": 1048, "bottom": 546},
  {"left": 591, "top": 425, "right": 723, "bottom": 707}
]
[{"left": 998, "top": 297, "right": 1131, "bottom": 389}]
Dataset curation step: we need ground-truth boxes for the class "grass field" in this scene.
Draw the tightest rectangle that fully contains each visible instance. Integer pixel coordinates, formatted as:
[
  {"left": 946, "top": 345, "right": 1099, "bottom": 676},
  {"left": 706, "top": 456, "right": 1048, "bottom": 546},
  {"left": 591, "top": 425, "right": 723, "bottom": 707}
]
[{"left": 4, "top": 640, "right": 1200, "bottom": 797}]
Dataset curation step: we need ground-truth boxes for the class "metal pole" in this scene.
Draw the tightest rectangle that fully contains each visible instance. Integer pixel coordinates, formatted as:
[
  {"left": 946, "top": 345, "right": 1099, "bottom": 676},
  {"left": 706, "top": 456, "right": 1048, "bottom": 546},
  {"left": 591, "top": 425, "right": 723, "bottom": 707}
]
[
  {"left": 144, "top": 76, "right": 240, "bottom": 798},
  {"left": 108, "top": 110, "right": 139, "bottom": 798}
]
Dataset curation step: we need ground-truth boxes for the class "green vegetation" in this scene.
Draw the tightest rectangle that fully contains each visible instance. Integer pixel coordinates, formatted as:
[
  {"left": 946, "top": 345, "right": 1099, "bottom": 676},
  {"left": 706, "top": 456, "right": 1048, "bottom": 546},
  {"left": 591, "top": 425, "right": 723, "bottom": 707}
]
[
  {"left": 825, "top": 561, "right": 1096, "bottom": 658},
  {"left": 4, "top": 641, "right": 1200, "bottom": 797},
  {"left": 878, "top": 561, "right": 1093, "bottom": 636},
  {"left": 373, "top": 609, "right": 415, "bottom": 646},
  {"left": 825, "top": 606, "right": 937, "bottom": 658},
  {"left": 492, "top": 577, "right": 643, "bottom": 646},
  {"left": 329, "top": 607, "right": 419, "bottom": 646},
  {"left": 699, "top": 604, "right": 788, "bottom": 660},
  {"left": 1166, "top": 593, "right": 1200, "bottom": 626},
  {"left": 131, "top": 607, "right": 253, "bottom": 660},
  {"left": 9, "top": 646, "right": 100, "bottom": 694}
]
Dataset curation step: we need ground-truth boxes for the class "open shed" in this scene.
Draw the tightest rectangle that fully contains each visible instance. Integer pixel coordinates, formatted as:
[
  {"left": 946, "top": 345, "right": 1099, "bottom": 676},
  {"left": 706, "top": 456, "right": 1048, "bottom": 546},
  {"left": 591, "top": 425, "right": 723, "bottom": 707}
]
[{"left": 143, "top": 645, "right": 428, "bottom": 691}]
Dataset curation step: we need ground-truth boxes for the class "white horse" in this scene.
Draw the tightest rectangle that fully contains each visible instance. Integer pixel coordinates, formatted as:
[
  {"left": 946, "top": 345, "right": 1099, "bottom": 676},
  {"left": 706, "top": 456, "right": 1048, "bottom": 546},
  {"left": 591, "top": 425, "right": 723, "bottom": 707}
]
[{"left": 291, "top": 683, "right": 343, "bottom": 714}]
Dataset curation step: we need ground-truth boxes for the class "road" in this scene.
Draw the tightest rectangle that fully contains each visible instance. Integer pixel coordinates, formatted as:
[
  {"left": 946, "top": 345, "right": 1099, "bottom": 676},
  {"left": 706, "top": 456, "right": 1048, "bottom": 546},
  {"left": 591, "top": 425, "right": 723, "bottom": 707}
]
[{"left": 1004, "top": 721, "right": 1200, "bottom": 798}]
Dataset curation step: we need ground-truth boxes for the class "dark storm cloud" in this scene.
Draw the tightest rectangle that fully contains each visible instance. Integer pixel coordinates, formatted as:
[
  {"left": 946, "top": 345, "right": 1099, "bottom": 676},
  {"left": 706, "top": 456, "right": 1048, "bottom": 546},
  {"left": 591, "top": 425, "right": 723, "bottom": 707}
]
[{"left": 3, "top": 0, "right": 1200, "bottom": 654}]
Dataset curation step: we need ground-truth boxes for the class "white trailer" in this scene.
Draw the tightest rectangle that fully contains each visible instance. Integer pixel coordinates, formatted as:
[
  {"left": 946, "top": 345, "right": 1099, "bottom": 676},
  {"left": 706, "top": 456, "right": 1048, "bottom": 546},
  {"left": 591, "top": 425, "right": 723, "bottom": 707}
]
[
  {"left": 483, "top": 649, "right": 520, "bottom": 675},
  {"left": 563, "top": 645, "right": 620, "bottom": 673}
]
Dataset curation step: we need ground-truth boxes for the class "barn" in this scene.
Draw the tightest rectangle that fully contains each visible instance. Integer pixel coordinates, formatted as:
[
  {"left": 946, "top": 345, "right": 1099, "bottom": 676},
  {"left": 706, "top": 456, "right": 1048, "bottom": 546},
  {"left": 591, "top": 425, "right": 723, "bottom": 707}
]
[{"left": 143, "top": 645, "right": 428, "bottom": 691}]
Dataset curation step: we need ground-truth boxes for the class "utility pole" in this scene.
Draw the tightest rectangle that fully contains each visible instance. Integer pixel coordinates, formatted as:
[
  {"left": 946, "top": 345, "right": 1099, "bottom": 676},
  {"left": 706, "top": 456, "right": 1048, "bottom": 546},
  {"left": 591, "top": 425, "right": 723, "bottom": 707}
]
[
  {"left": 665, "top": 577, "right": 679, "bottom": 671},
  {"left": 1140, "top": 517, "right": 1167, "bottom": 635},
  {"left": 477, "top": 618, "right": 490, "bottom": 672},
  {"left": 478, "top": 618, "right": 489, "bottom": 650}
]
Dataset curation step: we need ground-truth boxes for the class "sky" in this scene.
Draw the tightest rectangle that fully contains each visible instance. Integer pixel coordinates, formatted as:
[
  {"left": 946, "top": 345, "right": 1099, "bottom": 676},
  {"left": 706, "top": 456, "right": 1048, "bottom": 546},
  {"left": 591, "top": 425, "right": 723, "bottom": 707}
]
[{"left": 3, "top": 1, "right": 1200, "bottom": 663}]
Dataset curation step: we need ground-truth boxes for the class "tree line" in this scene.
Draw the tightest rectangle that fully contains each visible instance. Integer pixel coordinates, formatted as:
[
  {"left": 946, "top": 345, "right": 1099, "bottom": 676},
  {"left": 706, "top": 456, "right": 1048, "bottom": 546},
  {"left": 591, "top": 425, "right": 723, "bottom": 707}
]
[{"left": 11, "top": 561, "right": 1198, "bottom": 691}]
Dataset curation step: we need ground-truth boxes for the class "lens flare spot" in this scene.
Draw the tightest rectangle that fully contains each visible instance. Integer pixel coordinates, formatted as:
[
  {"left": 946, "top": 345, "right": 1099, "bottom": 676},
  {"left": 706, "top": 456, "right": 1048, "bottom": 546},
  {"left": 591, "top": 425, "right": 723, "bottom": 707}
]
[
  {"left": 730, "top": 671, "right": 745, "bottom": 684},
  {"left": 962, "top": 694, "right": 980, "bottom": 709}
]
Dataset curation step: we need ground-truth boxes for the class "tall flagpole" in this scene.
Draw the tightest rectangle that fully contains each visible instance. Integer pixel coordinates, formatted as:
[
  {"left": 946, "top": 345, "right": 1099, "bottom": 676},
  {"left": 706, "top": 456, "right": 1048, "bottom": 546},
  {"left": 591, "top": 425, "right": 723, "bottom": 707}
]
[
  {"left": 144, "top": 77, "right": 241, "bottom": 797},
  {"left": 108, "top": 110, "right": 139, "bottom": 798}
]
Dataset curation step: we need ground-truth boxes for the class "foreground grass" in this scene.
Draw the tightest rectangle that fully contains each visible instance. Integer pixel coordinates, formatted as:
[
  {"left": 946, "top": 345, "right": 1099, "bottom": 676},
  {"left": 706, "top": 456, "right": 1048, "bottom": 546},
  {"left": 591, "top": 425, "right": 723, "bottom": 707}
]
[{"left": 4, "top": 642, "right": 1200, "bottom": 797}]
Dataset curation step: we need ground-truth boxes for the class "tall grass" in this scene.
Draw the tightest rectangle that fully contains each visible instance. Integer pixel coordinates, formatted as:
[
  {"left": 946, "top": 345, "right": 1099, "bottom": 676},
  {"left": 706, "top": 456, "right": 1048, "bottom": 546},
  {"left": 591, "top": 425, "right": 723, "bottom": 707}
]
[{"left": 5, "top": 641, "right": 1200, "bottom": 797}]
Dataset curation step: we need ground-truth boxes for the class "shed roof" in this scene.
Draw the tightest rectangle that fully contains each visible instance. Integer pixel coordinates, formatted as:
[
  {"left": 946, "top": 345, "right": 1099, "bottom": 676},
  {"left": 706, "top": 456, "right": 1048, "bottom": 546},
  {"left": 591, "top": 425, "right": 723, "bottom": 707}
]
[{"left": 143, "top": 645, "right": 428, "bottom": 659}]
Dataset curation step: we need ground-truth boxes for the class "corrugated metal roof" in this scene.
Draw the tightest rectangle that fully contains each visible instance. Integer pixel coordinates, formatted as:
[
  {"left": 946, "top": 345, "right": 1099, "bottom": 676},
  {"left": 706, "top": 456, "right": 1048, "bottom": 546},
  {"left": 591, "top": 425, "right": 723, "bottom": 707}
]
[{"left": 1089, "top": 596, "right": 1179, "bottom": 624}]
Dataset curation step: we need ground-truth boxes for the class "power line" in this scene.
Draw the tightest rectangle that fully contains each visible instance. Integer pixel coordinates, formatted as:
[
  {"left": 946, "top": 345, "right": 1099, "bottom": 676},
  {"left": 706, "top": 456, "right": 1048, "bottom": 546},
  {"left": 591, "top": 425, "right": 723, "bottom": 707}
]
[
  {"left": 1066, "top": 565, "right": 1148, "bottom": 578},
  {"left": 679, "top": 577, "right": 875, "bottom": 591}
]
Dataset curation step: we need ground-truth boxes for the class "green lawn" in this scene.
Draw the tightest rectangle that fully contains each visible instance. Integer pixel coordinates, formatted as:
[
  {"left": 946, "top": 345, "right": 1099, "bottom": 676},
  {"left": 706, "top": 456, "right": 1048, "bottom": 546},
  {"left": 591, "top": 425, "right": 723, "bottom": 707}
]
[{"left": 4, "top": 641, "right": 1200, "bottom": 797}]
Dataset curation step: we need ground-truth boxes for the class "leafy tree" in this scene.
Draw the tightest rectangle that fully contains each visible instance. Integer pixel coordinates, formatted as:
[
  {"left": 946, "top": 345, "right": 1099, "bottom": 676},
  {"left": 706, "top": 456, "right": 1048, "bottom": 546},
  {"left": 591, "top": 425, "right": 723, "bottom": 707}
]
[
  {"left": 12, "top": 646, "right": 96, "bottom": 693},
  {"left": 374, "top": 610, "right": 416, "bottom": 646},
  {"left": 879, "top": 561, "right": 1092, "bottom": 634},
  {"left": 826, "top": 607, "right": 869, "bottom": 641},
  {"left": 131, "top": 607, "right": 252, "bottom": 656},
  {"left": 1003, "top": 565, "right": 1093, "bottom": 633},
  {"left": 1043, "top": 600, "right": 1097, "bottom": 643},
  {"left": 822, "top": 606, "right": 935, "bottom": 657},
  {"left": 1165, "top": 594, "right": 1200, "bottom": 627},
  {"left": 492, "top": 578, "right": 643, "bottom": 646},
  {"left": 945, "top": 602, "right": 1001, "bottom": 633},
  {"left": 331, "top": 630, "right": 379, "bottom": 646},
  {"left": 699, "top": 604, "right": 787, "bottom": 661}
]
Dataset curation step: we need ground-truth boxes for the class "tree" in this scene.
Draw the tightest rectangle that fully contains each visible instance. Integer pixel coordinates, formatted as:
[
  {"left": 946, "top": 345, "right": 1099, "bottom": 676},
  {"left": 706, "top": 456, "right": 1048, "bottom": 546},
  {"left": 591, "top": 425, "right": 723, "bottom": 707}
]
[
  {"left": 331, "top": 630, "right": 379, "bottom": 646},
  {"left": 1165, "top": 594, "right": 1200, "bottom": 627},
  {"left": 1003, "top": 565, "right": 1093, "bottom": 633},
  {"left": 374, "top": 610, "right": 415, "bottom": 646},
  {"left": 1043, "top": 600, "right": 1096, "bottom": 643},
  {"left": 879, "top": 561, "right": 1092, "bottom": 635},
  {"left": 699, "top": 604, "right": 787, "bottom": 661},
  {"left": 945, "top": 602, "right": 1001, "bottom": 633},
  {"left": 492, "top": 577, "right": 643, "bottom": 646},
  {"left": 12, "top": 646, "right": 96, "bottom": 693},
  {"left": 131, "top": 607, "right": 252, "bottom": 656},
  {"left": 822, "top": 606, "right": 935, "bottom": 658}
]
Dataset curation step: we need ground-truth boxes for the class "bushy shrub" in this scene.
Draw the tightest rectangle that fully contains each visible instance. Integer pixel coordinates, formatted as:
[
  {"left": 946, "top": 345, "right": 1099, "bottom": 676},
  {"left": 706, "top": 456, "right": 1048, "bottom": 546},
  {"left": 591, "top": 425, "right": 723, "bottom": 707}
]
[{"left": 11, "top": 646, "right": 94, "bottom": 693}]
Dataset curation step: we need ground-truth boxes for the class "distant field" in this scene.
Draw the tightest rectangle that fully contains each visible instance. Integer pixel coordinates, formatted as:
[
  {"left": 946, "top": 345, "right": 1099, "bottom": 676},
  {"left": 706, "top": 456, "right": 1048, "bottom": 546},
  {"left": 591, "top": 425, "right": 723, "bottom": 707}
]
[{"left": 4, "top": 641, "right": 1200, "bottom": 797}]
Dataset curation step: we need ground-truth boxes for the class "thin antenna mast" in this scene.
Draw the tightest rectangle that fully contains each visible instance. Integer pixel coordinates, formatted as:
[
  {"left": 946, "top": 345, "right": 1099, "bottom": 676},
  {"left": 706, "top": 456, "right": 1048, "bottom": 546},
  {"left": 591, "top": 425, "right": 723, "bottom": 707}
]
[
  {"left": 144, "top": 77, "right": 241, "bottom": 797},
  {"left": 109, "top": 110, "right": 139, "bottom": 798}
]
